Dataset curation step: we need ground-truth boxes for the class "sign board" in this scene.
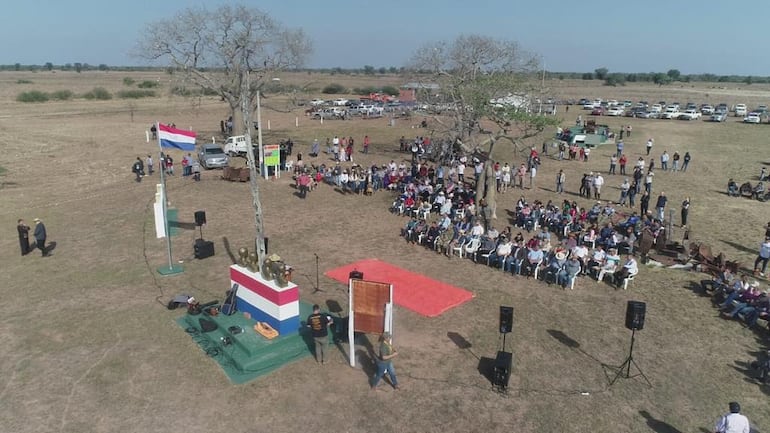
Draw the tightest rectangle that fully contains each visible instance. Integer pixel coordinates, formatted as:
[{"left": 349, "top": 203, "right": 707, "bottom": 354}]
[
  {"left": 348, "top": 279, "right": 393, "bottom": 367},
  {"left": 263, "top": 144, "right": 280, "bottom": 167}
]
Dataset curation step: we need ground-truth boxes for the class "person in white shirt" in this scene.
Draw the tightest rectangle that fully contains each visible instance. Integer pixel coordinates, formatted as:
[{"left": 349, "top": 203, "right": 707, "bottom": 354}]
[
  {"left": 593, "top": 173, "right": 605, "bottom": 200},
  {"left": 614, "top": 254, "right": 638, "bottom": 287},
  {"left": 714, "top": 401, "right": 750, "bottom": 433},
  {"left": 489, "top": 236, "right": 513, "bottom": 268},
  {"left": 470, "top": 220, "right": 485, "bottom": 238},
  {"left": 753, "top": 237, "right": 770, "bottom": 276}
]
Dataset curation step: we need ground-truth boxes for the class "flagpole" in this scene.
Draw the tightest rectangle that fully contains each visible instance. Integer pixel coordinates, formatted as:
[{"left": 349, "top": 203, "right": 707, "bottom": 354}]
[{"left": 156, "top": 121, "right": 183, "bottom": 275}]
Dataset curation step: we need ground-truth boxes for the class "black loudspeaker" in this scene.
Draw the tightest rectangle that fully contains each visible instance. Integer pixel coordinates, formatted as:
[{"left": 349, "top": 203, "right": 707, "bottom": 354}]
[
  {"left": 625, "top": 301, "right": 647, "bottom": 331},
  {"left": 194, "top": 239, "right": 215, "bottom": 259},
  {"left": 493, "top": 351, "right": 513, "bottom": 389},
  {"left": 194, "top": 210, "right": 207, "bottom": 226},
  {"left": 349, "top": 270, "right": 364, "bottom": 280},
  {"left": 499, "top": 306, "right": 513, "bottom": 334}
]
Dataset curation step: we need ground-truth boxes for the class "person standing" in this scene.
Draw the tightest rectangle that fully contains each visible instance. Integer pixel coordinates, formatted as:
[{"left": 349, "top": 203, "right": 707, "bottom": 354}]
[
  {"left": 165, "top": 154, "right": 174, "bottom": 175},
  {"left": 753, "top": 237, "right": 770, "bottom": 277},
  {"left": 556, "top": 169, "right": 565, "bottom": 194},
  {"left": 619, "top": 154, "right": 628, "bottom": 175},
  {"left": 682, "top": 151, "right": 691, "bottom": 172},
  {"left": 713, "top": 401, "right": 750, "bottom": 433},
  {"left": 646, "top": 138, "right": 653, "bottom": 156},
  {"left": 626, "top": 125, "right": 632, "bottom": 137},
  {"left": 593, "top": 172, "right": 604, "bottom": 200},
  {"left": 132, "top": 157, "right": 144, "bottom": 182},
  {"left": 672, "top": 151, "right": 680, "bottom": 172},
  {"left": 619, "top": 179, "right": 631, "bottom": 207},
  {"left": 609, "top": 155, "right": 617, "bottom": 175},
  {"left": 660, "top": 151, "right": 669, "bottom": 171},
  {"left": 655, "top": 191, "right": 668, "bottom": 222},
  {"left": 307, "top": 304, "right": 333, "bottom": 364},
  {"left": 681, "top": 197, "right": 690, "bottom": 227},
  {"left": 363, "top": 135, "right": 370, "bottom": 154},
  {"left": 628, "top": 181, "right": 638, "bottom": 207},
  {"left": 146, "top": 154, "right": 154, "bottom": 176},
  {"left": 645, "top": 171, "right": 654, "bottom": 194},
  {"left": 297, "top": 170, "right": 311, "bottom": 199},
  {"left": 619, "top": 126, "right": 624, "bottom": 140},
  {"left": 17, "top": 219, "right": 31, "bottom": 256},
  {"left": 33, "top": 218, "right": 48, "bottom": 257},
  {"left": 371, "top": 332, "right": 399, "bottom": 390},
  {"left": 529, "top": 165, "right": 537, "bottom": 189},
  {"left": 616, "top": 140, "right": 624, "bottom": 158},
  {"left": 640, "top": 191, "right": 650, "bottom": 216}
]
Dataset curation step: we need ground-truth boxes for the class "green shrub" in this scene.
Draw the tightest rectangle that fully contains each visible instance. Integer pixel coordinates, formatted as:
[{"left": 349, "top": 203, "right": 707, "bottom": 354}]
[
  {"left": 16, "top": 79, "right": 33, "bottom": 84},
  {"left": 82, "top": 87, "right": 112, "bottom": 100},
  {"left": 118, "top": 90, "right": 156, "bottom": 99},
  {"left": 137, "top": 80, "right": 159, "bottom": 89},
  {"left": 321, "top": 83, "right": 346, "bottom": 94},
  {"left": 381, "top": 85, "right": 399, "bottom": 96},
  {"left": 16, "top": 91, "right": 49, "bottom": 103},
  {"left": 50, "top": 90, "right": 74, "bottom": 100},
  {"left": 123, "top": 77, "right": 136, "bottom": 86}
]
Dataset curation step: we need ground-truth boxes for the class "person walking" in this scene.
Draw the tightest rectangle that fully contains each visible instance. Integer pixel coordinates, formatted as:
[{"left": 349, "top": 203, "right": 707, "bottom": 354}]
[
  {"left": 132, "top": 157, "right": 144, "bottom": 183},
  {"left": 682, "top": 151, "right": 691, "bottom": 172},
  {"left": 713, "top": 401, "right": 750, "bottom": 433},
  {"left": 681, "top": 197, "right": 690, "bottom": 227},
  {"left": 753, "top": 237, "right": 770, "bottom": 277},
  {"left": 17, "top": 219, "right": 30, "bottom": 256},
  {"left": 146, "top": 154, "right": 154, "bottom": 176},
  {"left": 646, "top": 138, "right": 653, "bottom": 156},
  {"left": 655, "top": 191, "right": 668, "bottom": 222},
  {"left": 371, "top": 332, "right": 399, "bottom": 390},
  {"left": 33, "top": 218, "right": 48, "bottom": 257},
  {"left": 307, "top": 304, "right": 333, "bottom": 364},
  {"left": 556, "top": 169, "right": 565, "bottom": 194}
]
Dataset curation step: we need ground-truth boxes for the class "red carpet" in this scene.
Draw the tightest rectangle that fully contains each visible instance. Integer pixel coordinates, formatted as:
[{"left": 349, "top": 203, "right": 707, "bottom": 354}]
[{"left": 325, "top": 259, "right": 475, "bottom": 317}]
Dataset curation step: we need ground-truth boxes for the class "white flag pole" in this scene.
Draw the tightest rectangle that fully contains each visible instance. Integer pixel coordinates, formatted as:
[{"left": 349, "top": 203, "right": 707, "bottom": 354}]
[{"left": 156, "top": 122, "right": 183, "bottom": 275}]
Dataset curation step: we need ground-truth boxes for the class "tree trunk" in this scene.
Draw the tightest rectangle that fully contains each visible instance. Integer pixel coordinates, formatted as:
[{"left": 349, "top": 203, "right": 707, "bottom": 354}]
[{"left": 485, "top": 164, "right": 497, "bottom": 220}]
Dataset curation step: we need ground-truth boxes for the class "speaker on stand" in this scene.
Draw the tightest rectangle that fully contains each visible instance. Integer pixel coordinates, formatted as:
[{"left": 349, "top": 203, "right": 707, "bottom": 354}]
[
  {"left": 494, "top": 306, "right": 514, "bottom": 390},
  {"left": 611, "top": 301, "right": 651, "bottom": 386},
  {"left": 194, "top": 210, "right": 206, "bottom": 240},
  {"left": 193, "top": 210, "right": 213, "bottom": 259}
]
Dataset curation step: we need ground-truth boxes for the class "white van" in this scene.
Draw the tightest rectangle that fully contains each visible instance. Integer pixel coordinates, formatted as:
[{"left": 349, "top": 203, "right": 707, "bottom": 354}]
[
  {"left": 223, "top": 135, "right": 254, "bottom": 156},
  {"left": 734, "top": 104, "right": 748, "bottom": 117}
]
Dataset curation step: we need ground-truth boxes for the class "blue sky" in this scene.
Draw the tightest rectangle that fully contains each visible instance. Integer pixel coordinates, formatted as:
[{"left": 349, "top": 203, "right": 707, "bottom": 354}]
[{"left": 4, "top": 0, "right": 766, "bottom": 75}]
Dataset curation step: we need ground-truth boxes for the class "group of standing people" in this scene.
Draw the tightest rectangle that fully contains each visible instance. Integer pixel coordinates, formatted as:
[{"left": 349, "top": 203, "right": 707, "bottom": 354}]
[{"left": 17, "top": 218, "right": 49, "bottom": 257}]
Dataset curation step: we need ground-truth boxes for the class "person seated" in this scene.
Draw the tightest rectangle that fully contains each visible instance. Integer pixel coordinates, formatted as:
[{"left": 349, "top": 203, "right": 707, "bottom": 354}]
[
  {"left": 723, "top": 284, "right": 763, "bottom": 319},
  {"left": 488, "top": 235, "right": 514, "bottom": 268},
  {"left": 617, "top": 226, "right": 637, "bottom": 254},
  {"left": 571, "top": 243, "right": 590, "bottom": 275},
  {"left": 486, "top": 226, "right": 500, "bottom": 241},
  {"left": 424, "top": 222, "right": 441, "bottom": 246},
  {"left": 559, "top": 256, "right": 582, "bottom": 288},
  {"left": 476, "top": 235, "right": 497, "bottom": 261},
  {"left": 408, "top": 219, "right": 427, "bottom": 244},
  {"left": 596, "top": 248, "right": 621, "bottom": 282},
  {"left": 753, "top": 181, "right": 766, "bottom": 200},
  {"left": 544, "top": 249, "right": 567, "bottom": 283},
  {"left": 701, "top": 267, "right": 734, "bottom": 295},
  {"left": 727, "top": 178, "right": 739, "bottom": 196},
  {"left": 613, "top": 254, "right": 638, "bottom": 287},
  {"left": 587, "top": 245, "right": 607, "bottom": 277},
  {"left": 743, "top": 294, "right": 770, "bottom": 328},
  {"left": 402, "top": 218, "right": 418, "bottom": 238},
  {"left": 739, "top": 181, "right": 753, "bottom": 197},
  {"left": 524, "top": 244, "right": 544, "bottom": 277}
]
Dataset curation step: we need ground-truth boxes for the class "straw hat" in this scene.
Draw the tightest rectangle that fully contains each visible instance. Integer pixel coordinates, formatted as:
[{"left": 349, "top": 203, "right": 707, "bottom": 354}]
[{"left": 555, "top": 251, "right": 567, "bottom": 261}]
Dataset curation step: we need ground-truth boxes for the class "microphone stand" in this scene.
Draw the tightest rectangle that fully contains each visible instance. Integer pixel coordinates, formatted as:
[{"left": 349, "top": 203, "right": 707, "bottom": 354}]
[{"left": 313, "top": 253, "right": 324, "bottom": 293}]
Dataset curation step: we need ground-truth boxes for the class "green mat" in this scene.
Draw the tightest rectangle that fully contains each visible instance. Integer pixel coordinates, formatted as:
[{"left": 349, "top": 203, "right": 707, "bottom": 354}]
[{"left": 177, "top": 301, "right": 319, "bottom": 384}]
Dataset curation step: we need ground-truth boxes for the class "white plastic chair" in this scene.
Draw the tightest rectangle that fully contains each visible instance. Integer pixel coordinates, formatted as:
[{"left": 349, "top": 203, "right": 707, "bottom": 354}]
[
  {"left": 451, "top": 239, "right": 468, "bottom": 258},
  {"left": 622, "top": 270, "right": 638, "bottom": 290},
  {"left": 463, "top": 238, "right": 482, "bottom": 258}
]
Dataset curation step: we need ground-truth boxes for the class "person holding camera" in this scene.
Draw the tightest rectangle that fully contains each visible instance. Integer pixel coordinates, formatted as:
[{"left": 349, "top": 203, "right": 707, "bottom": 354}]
[{"left": 371, "top": 332, "right": 399, "bottom": 390}]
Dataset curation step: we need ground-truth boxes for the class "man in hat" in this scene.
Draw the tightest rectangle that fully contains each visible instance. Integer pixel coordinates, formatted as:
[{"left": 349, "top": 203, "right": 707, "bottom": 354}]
[
  {"left": 713, "top": 401, "right": 750, "bottom": 433},
  {"left": 307, "top": 304, "right": 333, "bottom": 364},
  {"left": 17, "top": 219, "right": 31, "bottom": 256},
  {"left": 371, "top": 332, "right": 399, "bottom": 390},
  {"left": 33, "top": 218, "right": 48, "bottom": 257}
]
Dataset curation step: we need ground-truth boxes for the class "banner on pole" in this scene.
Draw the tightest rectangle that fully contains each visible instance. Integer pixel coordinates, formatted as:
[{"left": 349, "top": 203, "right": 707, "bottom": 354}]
[{"left": 263, "top": 144, "right": 280, "bottom": 166}]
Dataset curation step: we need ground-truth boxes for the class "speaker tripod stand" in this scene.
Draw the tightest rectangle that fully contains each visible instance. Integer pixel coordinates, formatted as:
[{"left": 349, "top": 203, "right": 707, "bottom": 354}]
[
  {"left": 610, "top": 328, "right": 652, "bottom": 387},
  {"left": 312, "top": 253, "right": 323, "bottom": 293}
]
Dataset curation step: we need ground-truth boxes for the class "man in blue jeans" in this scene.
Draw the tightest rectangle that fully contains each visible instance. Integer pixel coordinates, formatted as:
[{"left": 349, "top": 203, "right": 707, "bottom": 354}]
[{"left": 371, "top": 332, "right": 399, "bottom": 390}]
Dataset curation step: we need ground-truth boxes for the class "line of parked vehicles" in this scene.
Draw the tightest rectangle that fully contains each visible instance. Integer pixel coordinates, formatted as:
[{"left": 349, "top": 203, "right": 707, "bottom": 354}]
[
  {"left": 308, "top": 97, "right": 396, "bottom": 119},
  {"left": 578, "top": 98, "right": 768, "bottom": 123}
]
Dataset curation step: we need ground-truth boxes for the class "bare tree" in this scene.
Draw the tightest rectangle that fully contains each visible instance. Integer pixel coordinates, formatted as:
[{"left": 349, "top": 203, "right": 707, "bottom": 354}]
[
  {"left": 408, "top": 35, "right": 558, "bottom": 221},
  {"left": 136, "top": 4, "right": 312, "bottom": 134}
]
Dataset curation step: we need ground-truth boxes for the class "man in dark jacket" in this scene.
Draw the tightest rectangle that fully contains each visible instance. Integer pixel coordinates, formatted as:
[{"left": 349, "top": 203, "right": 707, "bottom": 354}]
[
  {"left": 33, "top": 218, "right": 48, "bottom": 257},
  {"left": 655, "top": 192, "right": 668, "bottom": 222},
  {"left": 17, "top": 219, "right": 30, "bottom": 256}
]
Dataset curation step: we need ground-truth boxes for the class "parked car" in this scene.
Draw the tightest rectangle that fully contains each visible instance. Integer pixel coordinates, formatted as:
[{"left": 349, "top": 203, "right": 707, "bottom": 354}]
[
  {"left": 650, "top": 104, "right": 663, "bottom": 113},
  {"left": 606, "top": 107, "right": 624, "bottom": 116},
  {"left": 591, "top": 106, "right": 606, "bottom": 116},
  {"left": 744, "top": 112, "right": 762, "bottom": 124},
  {"left": 700, "top": 105, "right": 715, "bottom": 115},
  {"left": 710, "top": 111, "right": 728, "bottom": 122},
  {"left": 332, "top": 98, "right": 349, "bottom": 106},
  {"left": 638, "top": 111, "right": 660, "bottom": 119},
  {"left": 626, "top": 107, "right": 647, "bottom": 117},
  {"left": 223, "top": 135, "right": 255, "bottom": 156},
  {"left": 735, "top": 104, "right": 748, "bottom": 117},
  {"left": 198, "top": 144, "right": 229, "bottom": 169},
  {"left": 756, "top": 105, "right": 768, "bottom": 114},
  {"left": 678, "top": 109, "right": 702, "bottom": 121},
  {"left": 661, "top": 107, "right": 680, "bottom": 119},
  {"left": 310, "top": 98, "right": 326, "bottom": 106}
]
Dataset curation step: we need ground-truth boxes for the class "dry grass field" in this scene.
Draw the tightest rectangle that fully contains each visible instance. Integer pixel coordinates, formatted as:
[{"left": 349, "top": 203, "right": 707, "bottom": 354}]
[{"left": 2, "top": 70, "right": 770, "bottom": 433}]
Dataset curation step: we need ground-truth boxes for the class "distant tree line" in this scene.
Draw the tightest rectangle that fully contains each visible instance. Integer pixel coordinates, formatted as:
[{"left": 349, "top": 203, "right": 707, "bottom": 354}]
[{"left": 552, "top": 67, "right": 767, "bottom": 86}]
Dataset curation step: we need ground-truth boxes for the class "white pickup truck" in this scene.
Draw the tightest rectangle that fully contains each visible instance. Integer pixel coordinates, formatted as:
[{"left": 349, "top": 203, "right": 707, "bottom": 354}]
[
  {"left": 734, "top": 104, "right": 748, "bottom": 117},
  {"left": 660, "top": 107, "right": 680, "bottom": 119},
  {"left": 223, "top": 135, "right": 255, "bottom": 156}
]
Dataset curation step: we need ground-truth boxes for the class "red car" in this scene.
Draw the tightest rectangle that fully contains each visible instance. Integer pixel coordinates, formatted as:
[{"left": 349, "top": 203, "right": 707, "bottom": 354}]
[{"left": 591, "top": 106, "right": 606, "bottom": 115}]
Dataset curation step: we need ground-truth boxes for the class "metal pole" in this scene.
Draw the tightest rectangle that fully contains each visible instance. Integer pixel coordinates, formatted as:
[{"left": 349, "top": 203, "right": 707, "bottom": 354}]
[
  {"left": 242, "top": 73, "right": 266, "bottom": 261},
  {"left": 156, "top": 122, "right": 182, "bottom": 275}
]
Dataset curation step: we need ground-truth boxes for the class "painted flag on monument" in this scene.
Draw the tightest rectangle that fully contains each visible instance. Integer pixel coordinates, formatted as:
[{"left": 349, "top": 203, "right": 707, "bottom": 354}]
[{"left": 158, "top": 123, "right": 197, "bottom": 151}]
